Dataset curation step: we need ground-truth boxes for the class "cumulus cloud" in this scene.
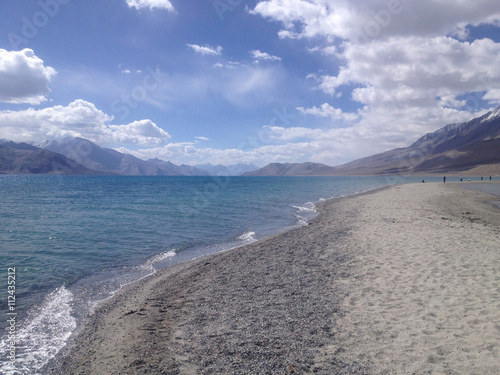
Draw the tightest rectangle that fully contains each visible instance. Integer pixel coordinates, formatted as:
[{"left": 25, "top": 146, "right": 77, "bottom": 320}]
[
  {"left": 0, "top": 49, "right": 56, "bottom": 105},
  {"left": 187, "top": 44, "right": 223, "bottom": 56},
  {"left": 0, "top": 100, "right": 171, "bottom": 146},
  {"left": 108, "top": 120, "right": 171, "bottom": 145},
  {"left": 250, "top": 50, "right": 282, "bottom": 62},
  {"left": 250, "top": 0, "right": 500, "bottom": 158},
  {"left": 297, "top": 103, "right": 358, "bottom": 122},
  {"left": 252, "top": 0, "right": 500, "bottom": 42},
  {"left": 126, "top": 0, "right": 174, "bottom": 11},
  {"left": 311, "top": 36, "right": 500, "bottom": 138},
  {"left": 115, "top": 141, "right": 320, "bottom": 166},
  {"left": 114, "top": 123, "right": 387, "bottom": 167},
  {"left": 265, "top": 126, "right": 324, "bottom": 141},
  {"left": 318, "top": 37, "right": 500, "bottom": 100}
]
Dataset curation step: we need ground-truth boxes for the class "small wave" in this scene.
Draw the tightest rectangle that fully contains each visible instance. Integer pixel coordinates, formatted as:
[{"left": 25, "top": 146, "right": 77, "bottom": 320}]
[
  {"left": 292, "top": 202, "right": 317, "bottom": 213},
  {"left": 294, "top": 214, "right": 308, "bottom": 226},
  {"left": 238, "top": 231, "right": 256, "bottom": 242},
  {"left": 0, "top": 286, "right": 76, "bottom": 375},
  {"left": 139, "top": 249, "right": 177, "bottom": 273},
  {"left": 292, "top": 202, "right": 318, "bottom": 227}
]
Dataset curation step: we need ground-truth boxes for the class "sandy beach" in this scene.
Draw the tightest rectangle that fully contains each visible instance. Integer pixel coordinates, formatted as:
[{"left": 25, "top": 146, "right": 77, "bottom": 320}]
[{"left": 45, "top": 183, "right": 500, "bottom": 375}]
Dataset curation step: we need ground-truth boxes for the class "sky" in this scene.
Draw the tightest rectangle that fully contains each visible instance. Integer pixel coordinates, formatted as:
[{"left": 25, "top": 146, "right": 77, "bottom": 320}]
[{"left": 1, "top": 0, "right": 500, "bottom": 167}]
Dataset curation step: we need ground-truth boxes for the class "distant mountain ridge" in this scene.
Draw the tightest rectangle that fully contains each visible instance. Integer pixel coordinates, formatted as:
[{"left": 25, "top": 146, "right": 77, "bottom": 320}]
[
  {"left": 243, "top": 162, "right": 332, "bottom": 176},
  {"left": 40, "top": 138, "right": 210, "bottom": 176},
  {"left": 245, "top": 107, "right": 500, "bottom": 176},
  {"left": 0, "top": 141, "right": 98, "bottom": 175},
  {"left": 195, "top": 162, "right": 259, "bottom": 176},
  {"left": 2, "top": 137, "right": 258, "bottom": 176},
  {"left": 4, "top": 107, "right": 500, "bottom": 176}
]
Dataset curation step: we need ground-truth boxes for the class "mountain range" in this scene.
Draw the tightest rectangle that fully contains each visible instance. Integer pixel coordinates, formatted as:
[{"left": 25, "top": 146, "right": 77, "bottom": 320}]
[
  {"left": 1, "top": 107, "right": 499, "bottom": 176},
  {"left": 0, "top": 137, "right": 258, "bottom": 176},
  {"left": 244, "top": 107, "right": 500, "bottom": 176},
  {"left": 194, "top": 162, "right": 259, "bottom": 176},
  {"left": 0, "top": 141, "right": 97, "bottom": 175},
  {"left": 39, "top": 138, "right": 210, "bottom": 176}
]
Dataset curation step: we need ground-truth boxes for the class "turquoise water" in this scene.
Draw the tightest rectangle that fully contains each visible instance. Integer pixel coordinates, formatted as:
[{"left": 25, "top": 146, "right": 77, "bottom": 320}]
[{"left": 0, "top": 175, "right": 445, "bottom": 374}]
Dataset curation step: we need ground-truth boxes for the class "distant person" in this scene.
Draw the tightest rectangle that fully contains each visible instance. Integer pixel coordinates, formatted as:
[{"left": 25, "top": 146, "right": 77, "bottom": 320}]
[
  {"left": 422, "top": 180, "right": 425, "bottom": 183},
  {"left": 460, "top": 176, "right": 463, "bottom": 182},
  {"left": 490, "top": 176, "right": 492, "bottom": 181},
  {"left": 481, "top": 176, "right": 483, "bottom": 181},
  {"left": 443, "top": 176, "right": 446, "bottom": 183}
]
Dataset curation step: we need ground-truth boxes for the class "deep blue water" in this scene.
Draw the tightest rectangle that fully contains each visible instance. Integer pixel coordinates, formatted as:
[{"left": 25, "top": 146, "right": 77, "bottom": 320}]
[{"left": 0, "top": 174, "right": 448, "bottom": 374}]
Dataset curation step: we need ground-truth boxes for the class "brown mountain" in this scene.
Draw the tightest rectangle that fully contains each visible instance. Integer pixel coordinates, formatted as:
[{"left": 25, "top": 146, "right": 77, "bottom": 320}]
[
  {"left": 243, "top": 162, "right": 332, "bottom": 176},
  {"left": 40, "top": 138, "right": 209, "bottom": 176},
  {"left": 0, "top": 141, "right": 99, "bottom": 175},
  {"left": 244, "top": 107, "right": 500, "bottom": 176}
]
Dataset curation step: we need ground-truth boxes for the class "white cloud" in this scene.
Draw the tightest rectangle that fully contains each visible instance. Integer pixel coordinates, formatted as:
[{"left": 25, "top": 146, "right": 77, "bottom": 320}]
[
  {"left": 311, "top": 36, "right": 500, "bottom": 138},
  {"left": 0, "top": 100, "right": 171, "bottom": 146},
  {"left": 213, "top": 61, "right": 244, "bottom": 69},
  {"left": 251, "top": 0, "right": 500, "bottom": 159},
  {"left": 195, "top": 136, "right": 210, "bottom": 141},
  {"left": 126, "top": 0, "right": 174, "bottom": 11},
  {"left": 297, "top": 103, "right": 358, "bottom": 122},
  {"left": 318, "top": 37, "right": 500, "bottom": 100},
  {"left": 252, "top": 0, "right": 500, "bottom": 42},
  {"left": 483, "top": 89, "right": 500, "bottom": 101},
  {"left": 250, "top": 50, "right": 282, "bottom": 62},
  {"left": 0, "top": 49, "right": 56, "bottom": 105},
  {"left": 114, "top": 123, "right": 384, "bottom": 167},
  {"left": 108, "top": 120, "right": 171, "bottom": 145},
  {"left": 115, "top": 142, "right": 317, "bottom": 166},
  {"left": 265, "top": 126, "right": 324, "bottom": 141},
  {"left": 187, "top": 44, "right": 223, "bottom": 56}
]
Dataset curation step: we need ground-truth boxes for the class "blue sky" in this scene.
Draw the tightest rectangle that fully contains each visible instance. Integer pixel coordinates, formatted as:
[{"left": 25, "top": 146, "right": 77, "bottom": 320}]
[{"left": 1, "top": 0, "right": 500, "bottom": 167}]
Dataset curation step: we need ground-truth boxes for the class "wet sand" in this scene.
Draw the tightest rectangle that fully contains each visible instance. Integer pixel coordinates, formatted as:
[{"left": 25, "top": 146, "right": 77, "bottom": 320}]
[{"left": 46, "top": 183, "right": 500, "bottom": 374}]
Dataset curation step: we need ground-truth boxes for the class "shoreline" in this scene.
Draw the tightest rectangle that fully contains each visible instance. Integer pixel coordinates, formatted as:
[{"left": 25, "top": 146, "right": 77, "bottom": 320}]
[
  {"left": 44, "top": 185, "right": 391, "bottom": 375},
  {"left": 1, "top": 178, "right": 389, "bottom": 375},
  {"left": 45, "top": 183, "right": 500, "bottom": 374}
]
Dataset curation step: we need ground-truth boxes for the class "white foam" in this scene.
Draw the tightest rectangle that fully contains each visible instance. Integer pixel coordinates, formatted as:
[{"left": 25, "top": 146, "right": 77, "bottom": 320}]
[
  {"left": 0, "top": 286, "right": 76, "bottom": 375},
  {"left": 293, "top": 214, "right": 309, "bottom": 226},
  {"left": 238, "top": 231, "right": 256, "bottom": 242},
  {"left": 292, "top": 202, "right": 317, "bottom": 213},
  {"left": 292, "top": 205, "right": 315, "bottom": 213},
  {"left": 146, "top": 249, "right": 177, "bottom": 265},
  {"left": 297, "top": 218, "right": 308, "bottom": 226},
  {"left": 139, "top": 249, "right": 177, "bottom": 273},
  {"left": 291, "top": 202, "right": 318, "bottom": 227}
]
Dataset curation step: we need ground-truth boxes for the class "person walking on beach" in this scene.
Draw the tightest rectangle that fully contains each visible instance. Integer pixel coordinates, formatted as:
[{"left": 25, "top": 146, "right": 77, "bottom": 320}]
[
  {"left": 490, "top": 176, "right": 492, "bottom": 181},
  {"left": 443, "top": 176, "right": 446, "bottom": 183},
  {"left": 460, "top": 176, "right": 463, "bottom": 182}
]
